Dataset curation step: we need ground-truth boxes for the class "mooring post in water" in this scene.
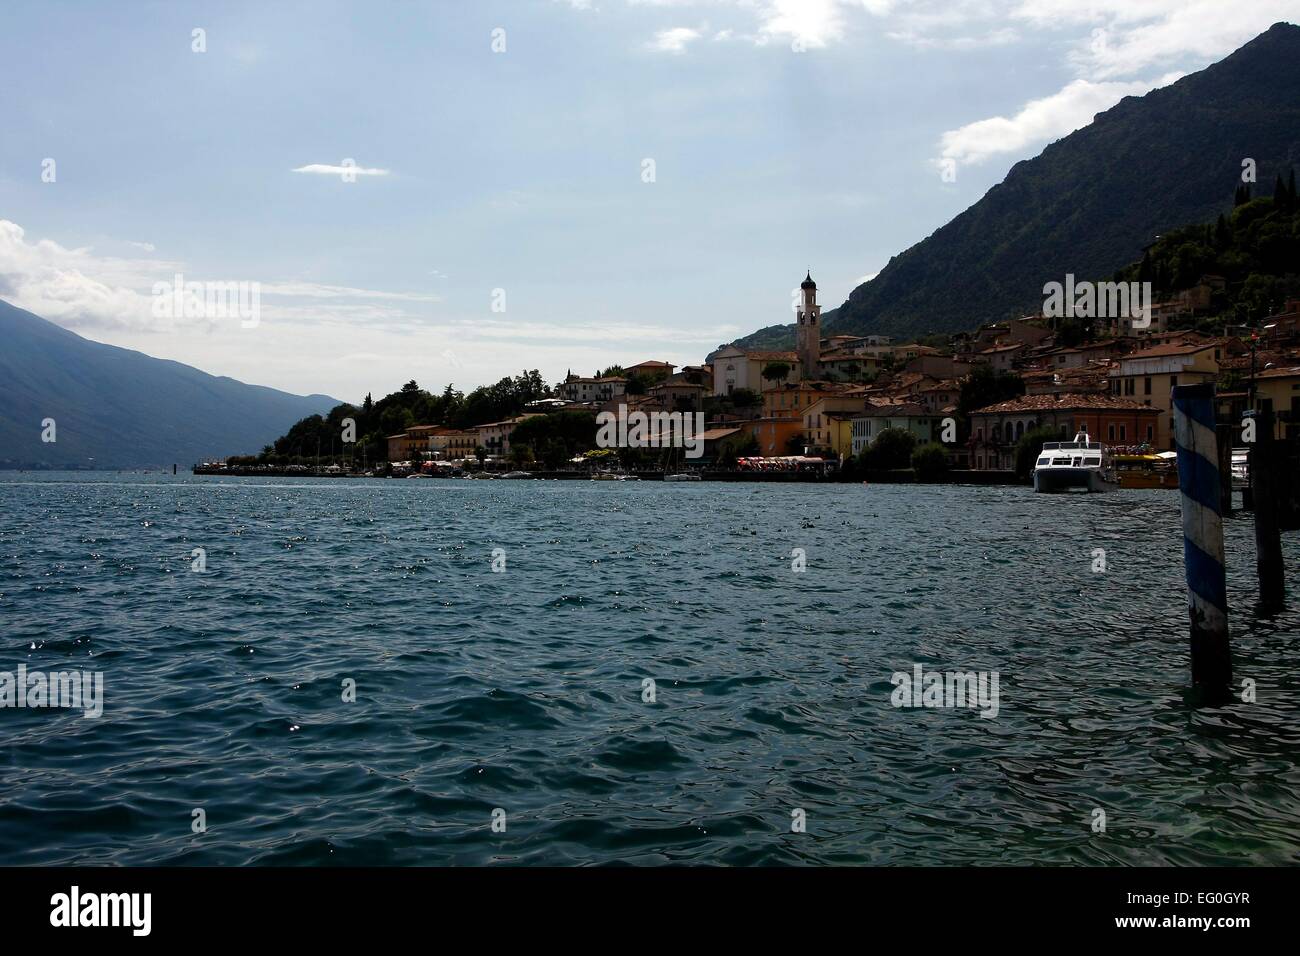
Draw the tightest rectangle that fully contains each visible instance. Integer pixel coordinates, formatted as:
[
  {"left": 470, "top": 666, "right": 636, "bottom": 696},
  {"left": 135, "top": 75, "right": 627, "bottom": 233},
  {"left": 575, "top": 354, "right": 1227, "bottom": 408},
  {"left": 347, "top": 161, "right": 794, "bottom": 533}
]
[
  {"left": 1172, "top": 384, "right": 1232, "bottom": 690},
  {"left": 1251, "top": 400, "right": 1285, "bottom": 610}
]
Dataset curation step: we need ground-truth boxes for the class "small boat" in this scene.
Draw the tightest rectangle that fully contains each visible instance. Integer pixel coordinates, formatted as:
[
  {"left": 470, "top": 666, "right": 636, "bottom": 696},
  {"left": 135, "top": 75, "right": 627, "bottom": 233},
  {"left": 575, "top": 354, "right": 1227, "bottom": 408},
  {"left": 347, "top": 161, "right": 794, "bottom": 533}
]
[
  {"left": 1032, "top": 431, "right": 1117, "bottom": 493},
  {"left": 1113, "top": 451, "right": 1178, "bottom": 489},
  {"left": 500, "top": 471, "right": 533, "bottom": 479},
  {"left": 591, "top": 471, "right": 637, "bottom": 481},
  {"left": 663, "top": 472, "right": 701, "bottom": 482}
]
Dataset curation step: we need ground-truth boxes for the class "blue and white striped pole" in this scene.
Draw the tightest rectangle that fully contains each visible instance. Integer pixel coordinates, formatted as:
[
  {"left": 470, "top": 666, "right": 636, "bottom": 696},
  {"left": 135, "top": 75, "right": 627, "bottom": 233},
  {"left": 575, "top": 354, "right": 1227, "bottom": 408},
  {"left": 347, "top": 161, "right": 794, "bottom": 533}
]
[{"left": 1171, "top": 383, "right": 1232, "bottom": 689}]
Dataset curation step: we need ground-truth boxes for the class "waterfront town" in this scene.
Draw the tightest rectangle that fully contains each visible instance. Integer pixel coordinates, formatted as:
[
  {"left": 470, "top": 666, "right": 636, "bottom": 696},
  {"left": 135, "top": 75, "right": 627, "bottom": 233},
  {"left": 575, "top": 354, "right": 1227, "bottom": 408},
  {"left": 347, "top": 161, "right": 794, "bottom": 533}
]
[{"left": 204, "top": 271, "right": 1300, "bottom": 481}]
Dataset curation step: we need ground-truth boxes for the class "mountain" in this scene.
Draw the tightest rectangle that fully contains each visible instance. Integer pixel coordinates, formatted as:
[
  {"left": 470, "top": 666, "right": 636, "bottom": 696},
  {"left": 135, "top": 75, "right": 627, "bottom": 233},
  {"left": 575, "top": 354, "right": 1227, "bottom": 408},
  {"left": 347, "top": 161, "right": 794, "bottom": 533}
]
[
  {"left": 734, "top": 21, "right": 1300, "bottom": 350},
  {"left": 0, "top": 299, "right": 339, "bottom": 468}
]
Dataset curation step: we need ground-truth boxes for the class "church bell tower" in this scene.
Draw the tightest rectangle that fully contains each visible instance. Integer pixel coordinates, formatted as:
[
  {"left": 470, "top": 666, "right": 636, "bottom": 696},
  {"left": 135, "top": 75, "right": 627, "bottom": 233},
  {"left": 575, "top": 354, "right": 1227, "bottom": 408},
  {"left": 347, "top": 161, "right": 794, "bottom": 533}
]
[{"left": 796, "top": 270, "right": 821, "bottom": 380}]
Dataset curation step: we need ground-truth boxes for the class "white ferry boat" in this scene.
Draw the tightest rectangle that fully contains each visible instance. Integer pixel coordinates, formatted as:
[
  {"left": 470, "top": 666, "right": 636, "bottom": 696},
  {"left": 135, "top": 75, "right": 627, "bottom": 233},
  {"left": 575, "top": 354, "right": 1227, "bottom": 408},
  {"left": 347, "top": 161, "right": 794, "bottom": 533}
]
[{"left": 1032, "top": 431, "right": 1117, "bottom": 493}]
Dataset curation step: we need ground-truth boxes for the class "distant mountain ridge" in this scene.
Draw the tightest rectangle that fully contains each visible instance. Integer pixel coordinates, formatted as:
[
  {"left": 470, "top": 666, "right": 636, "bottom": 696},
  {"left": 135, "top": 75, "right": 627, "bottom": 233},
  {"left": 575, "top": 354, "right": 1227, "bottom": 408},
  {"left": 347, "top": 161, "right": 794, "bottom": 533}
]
[
  {"left": 734, "top": 21, "right": 1300, "bottom": 350},
  {"left": 0, "top": 299, "right": 338, "bottom": 468}
]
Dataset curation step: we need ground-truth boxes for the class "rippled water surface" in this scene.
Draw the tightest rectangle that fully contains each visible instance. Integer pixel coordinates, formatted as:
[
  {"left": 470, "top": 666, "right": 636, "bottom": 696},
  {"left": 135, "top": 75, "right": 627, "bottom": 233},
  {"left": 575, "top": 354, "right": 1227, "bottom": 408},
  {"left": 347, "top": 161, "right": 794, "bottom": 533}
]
[{"left": 1, "top": 473, "right": 1297, "bottom": 865}]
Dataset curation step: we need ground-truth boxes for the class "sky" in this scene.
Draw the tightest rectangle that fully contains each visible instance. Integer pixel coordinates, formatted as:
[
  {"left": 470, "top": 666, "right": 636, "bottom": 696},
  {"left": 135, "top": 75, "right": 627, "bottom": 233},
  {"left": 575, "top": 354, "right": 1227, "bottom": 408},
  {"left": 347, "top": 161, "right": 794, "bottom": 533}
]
[{"left": 2, "top": 0, "right": 1297, "bottom": 403}]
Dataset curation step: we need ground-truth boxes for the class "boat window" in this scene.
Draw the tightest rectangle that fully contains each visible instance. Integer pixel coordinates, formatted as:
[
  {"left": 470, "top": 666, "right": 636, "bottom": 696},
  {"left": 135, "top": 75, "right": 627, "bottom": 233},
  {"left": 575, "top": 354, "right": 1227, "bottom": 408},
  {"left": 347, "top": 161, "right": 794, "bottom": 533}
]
[
  {"left": 1084, "top": 457, "right": 1101, "bottom": 466},
  {"left": 1072, "top": 457, "right": 1083, "bottom": 466},
  {"left": 1036, "top": 457, "right": 1049, "bottom": 466}
]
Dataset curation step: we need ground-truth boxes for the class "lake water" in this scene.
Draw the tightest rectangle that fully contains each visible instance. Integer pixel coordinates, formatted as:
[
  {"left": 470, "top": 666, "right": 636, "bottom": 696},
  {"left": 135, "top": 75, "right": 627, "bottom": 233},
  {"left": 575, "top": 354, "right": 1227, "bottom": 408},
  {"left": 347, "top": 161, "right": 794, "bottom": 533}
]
[{"left": 1, "top": 473, "right": 1297, "bottom": 865}]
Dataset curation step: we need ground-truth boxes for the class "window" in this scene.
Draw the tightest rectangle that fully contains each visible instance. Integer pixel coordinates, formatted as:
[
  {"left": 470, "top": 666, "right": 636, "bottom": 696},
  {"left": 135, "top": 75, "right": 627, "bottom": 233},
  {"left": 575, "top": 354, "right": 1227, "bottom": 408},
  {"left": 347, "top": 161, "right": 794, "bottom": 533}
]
[
  {"left": 1108, "top": 424, "right": 1116, "bottom": 440},
  {"left": 1170, "top": 375, "right": 1178, "bottom": 387},
  {"left": 1146, "top": 424, "right": 1154, "bottom": 440},
  {"left": 1144, "top": 376, "right": 1152, "bottom": 395},
  {"left": 1119, "top": 425, "right": 1126, "bottom": 440}
]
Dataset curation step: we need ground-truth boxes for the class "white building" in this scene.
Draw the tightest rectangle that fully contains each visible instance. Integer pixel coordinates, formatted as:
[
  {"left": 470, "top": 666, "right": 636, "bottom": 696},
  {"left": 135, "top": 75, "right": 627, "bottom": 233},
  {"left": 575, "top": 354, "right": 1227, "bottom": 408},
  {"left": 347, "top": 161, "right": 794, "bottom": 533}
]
[{"left": 850, "top": 403, "right": 935, "bottom": 455}]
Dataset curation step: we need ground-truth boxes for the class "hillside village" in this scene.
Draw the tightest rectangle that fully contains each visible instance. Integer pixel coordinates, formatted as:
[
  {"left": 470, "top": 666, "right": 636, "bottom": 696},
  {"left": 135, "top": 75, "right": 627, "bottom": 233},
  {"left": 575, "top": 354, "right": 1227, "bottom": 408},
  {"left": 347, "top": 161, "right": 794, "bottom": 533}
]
[{"left": 367, "top": 270, "right": 1300, "bottom": 476}]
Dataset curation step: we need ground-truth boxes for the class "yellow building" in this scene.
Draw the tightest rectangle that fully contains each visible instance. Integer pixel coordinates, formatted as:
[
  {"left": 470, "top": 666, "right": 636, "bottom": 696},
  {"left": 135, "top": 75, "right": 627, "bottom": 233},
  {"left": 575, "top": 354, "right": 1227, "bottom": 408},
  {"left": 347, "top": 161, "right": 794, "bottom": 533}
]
[
  {"left": 1108, "top": 342, "right": 1221, "bottom": 449},
  {"left": 1254, "top": 365, "right": 1300, "bottom": 439},
  {"left": 803, "top": 396, "right": 866, "bottom": 457},
  {"left": 825, "top": 414, "right": 855, "bottom": 460},
  {"left": 428, "top": 427, "right": 478, "bottom": 460},
  {"left": 764, "top": 382, "right": 823, "bottom": 418}
]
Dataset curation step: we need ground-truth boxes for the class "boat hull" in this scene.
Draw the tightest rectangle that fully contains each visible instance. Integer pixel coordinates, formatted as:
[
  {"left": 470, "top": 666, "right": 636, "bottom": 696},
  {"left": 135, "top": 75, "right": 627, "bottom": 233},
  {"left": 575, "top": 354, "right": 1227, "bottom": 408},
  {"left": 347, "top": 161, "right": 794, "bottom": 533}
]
[
  {"left": 1116, "top": 471, "right": 1178, "bottom": 490},
  {"left": 1033, "top": 468, "right": 1117, "bottom": 493}
]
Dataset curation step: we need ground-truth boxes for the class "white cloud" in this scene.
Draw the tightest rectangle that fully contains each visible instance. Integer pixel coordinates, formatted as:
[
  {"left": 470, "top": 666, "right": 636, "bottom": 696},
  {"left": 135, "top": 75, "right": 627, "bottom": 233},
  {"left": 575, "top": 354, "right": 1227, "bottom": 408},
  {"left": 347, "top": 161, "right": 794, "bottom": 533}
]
[
  {"left": 1020, "top": 0, "right": 1300, "bottom": 80},
  {"left": 258, "top": 281, "right": 438, "bottom": 303},
  {"left": 291, "top": 163, "right": 390, "bottom": 177},
  {"left": 0, "top": 219, "right": 436, "bottom": 336},
  {"left": 931, "top": 0, "right": 1299, "bottom": 170},
  {"left": 0, "top": 218, "right": 731, "bottom": 398},
  {"left": 0, "top": 220, "right": 174, "bottom": 332},
  {"left": 756, "top": 0, "right": 847, "bottom": 49},
  {"left": 936, "top": 73, "right": 1183, "bottom": 167},
  {"left": 646, "top": 26, "right": 702, "bottom": 53}
]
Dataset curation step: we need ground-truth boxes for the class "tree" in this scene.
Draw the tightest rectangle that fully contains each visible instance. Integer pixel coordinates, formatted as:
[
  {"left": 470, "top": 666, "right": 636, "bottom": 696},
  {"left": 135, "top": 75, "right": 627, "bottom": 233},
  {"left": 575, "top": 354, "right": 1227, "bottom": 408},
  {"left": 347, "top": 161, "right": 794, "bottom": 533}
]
[
  {"left": 958, "top": 365, "right": 1025, "bottom": 419},
  {"left": 717, "top": 432, "right": 759, "bottom": 466},
  {"left": 509, "top": 411, "right": 599, "bottom": 462},
  {"left": 1014, "top": 425, "right": 1060, "bottom": 480},
  {"left": 863, "top": 427, "right": 917, "bottom": 470},
  {"left": 730, "top": 388, "right": 761, "bottom": 409},
  {"left": 762, "top": 361, "right": 791, "bottom": 384},
  {"left": 911, "top": 442, "right": 949, "bottom": 480}
]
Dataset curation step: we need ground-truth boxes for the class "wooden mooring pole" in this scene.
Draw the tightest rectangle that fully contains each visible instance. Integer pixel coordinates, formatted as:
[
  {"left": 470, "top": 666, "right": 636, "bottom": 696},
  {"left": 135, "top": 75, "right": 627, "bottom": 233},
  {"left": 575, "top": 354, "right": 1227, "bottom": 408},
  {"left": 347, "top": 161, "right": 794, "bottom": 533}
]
[
  {"left": 1171, "top": 384, "right": 1232, "bottom": 691},
  {"left": 1250, "top": 401, "right": 1285, "bottom": 611}
]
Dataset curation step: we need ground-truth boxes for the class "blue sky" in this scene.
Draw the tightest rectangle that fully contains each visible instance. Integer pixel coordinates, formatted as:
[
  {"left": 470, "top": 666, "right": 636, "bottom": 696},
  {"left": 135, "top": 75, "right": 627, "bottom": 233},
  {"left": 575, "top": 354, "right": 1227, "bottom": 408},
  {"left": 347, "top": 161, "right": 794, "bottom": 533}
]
[{"left": 2, "top": 0, "right": 1295, "bottom": 402}]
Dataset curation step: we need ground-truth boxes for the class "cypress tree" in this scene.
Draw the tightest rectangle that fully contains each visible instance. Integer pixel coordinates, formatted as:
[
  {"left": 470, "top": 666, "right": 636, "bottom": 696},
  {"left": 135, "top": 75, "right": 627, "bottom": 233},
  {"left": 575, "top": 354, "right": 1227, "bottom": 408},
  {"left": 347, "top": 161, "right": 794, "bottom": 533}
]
[{"left": 1214, "top": 213, "right": 1230, "bottom": 248}]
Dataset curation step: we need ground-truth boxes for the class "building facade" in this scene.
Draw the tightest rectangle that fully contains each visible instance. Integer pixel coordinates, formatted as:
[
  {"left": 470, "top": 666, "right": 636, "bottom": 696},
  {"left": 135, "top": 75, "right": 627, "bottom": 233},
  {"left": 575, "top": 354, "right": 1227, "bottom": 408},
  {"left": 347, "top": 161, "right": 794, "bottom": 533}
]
[
  {"left": 1107, "top": 342, "right": 1220, "bottom": 449},
  {"left": 968, "top": 393, "right": 1161, "bottom": 470}
]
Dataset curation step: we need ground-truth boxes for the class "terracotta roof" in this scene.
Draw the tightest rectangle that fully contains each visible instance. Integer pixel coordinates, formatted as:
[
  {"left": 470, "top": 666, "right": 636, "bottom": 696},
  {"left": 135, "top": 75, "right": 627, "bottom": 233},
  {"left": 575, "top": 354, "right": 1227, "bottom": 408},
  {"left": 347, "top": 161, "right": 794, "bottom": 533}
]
[
  {"left": 972, "top": 393, "right": 1159, "bottom": 414},
  {"left": 1255, "top": 365, "right": 1300, "bottom": 379},
  {"left": 1128, "top": 341, "right": 1216, "bottom": 358},
  {"left": 698, "top": 427, "right": 742, "bottom": 440},
  {"left": 859, "top": 402, "right": 928, "bottom": 417}
]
